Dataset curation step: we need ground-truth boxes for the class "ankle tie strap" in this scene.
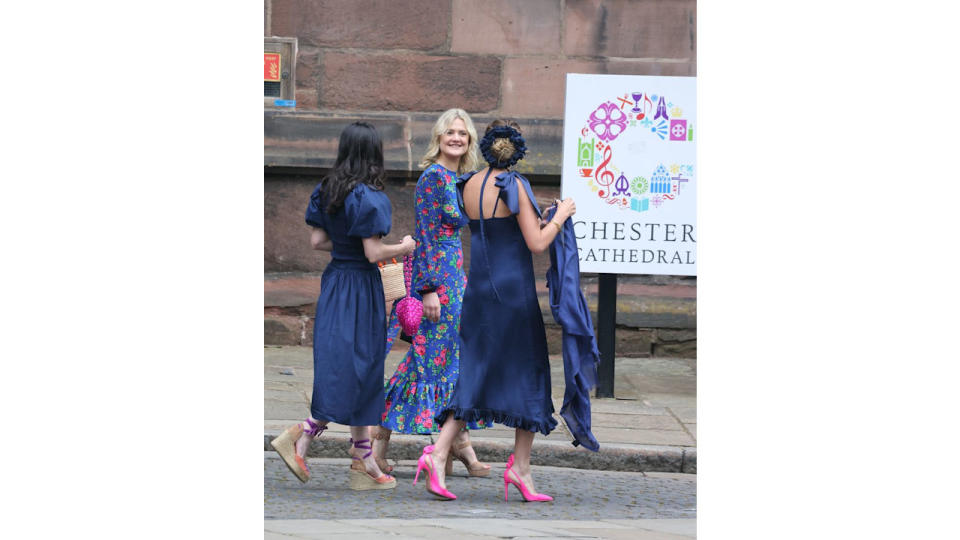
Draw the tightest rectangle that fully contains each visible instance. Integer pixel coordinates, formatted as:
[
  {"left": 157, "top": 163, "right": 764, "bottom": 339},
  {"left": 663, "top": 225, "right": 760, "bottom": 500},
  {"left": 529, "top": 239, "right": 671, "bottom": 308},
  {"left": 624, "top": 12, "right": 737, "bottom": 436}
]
[
  {"left": 349, "top": 438, "right": 373, "bottom": 459},
  {"left": 304, "top": 418, "right": 327, "bottom": 439}
]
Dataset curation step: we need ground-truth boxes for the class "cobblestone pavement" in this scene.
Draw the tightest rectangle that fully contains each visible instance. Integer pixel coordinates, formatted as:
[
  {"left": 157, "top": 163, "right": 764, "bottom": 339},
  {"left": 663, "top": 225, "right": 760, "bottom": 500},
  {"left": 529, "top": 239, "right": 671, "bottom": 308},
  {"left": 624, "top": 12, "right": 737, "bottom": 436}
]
[{"left": 265, "top": 454, "right": 696, "bottom": 522}]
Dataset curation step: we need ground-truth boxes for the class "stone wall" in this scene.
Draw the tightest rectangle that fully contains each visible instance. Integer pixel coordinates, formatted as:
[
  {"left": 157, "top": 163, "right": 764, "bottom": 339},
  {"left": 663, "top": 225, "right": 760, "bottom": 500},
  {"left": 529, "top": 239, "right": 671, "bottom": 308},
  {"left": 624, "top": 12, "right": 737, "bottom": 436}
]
[
  {"left": 264, "top": 0, "right": 697, "bottom": 357},
  {"left": 266, "top": 0, "right": 696, "bottom": 119}
]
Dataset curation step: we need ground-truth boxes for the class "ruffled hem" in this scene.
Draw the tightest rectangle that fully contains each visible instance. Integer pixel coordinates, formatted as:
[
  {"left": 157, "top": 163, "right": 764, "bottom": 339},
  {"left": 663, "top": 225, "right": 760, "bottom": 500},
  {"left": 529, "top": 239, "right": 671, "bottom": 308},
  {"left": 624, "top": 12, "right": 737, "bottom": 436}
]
[
  {"left": 381, "top": 378, "right": 487, "bottom": 434},
  {"left": 383, "top": 374, "right": 456, "bottom": 407},
  {"left": 436, "top": 407, "right": 558, "bottom": 436}
]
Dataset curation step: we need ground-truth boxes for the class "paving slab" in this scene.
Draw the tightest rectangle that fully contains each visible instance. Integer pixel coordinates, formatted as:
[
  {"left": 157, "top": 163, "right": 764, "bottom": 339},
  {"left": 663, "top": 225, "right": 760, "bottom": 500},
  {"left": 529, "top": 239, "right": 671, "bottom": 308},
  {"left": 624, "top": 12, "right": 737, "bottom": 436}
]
[{"left": 265, "top": 346, "right": 696, "bottom": 473}]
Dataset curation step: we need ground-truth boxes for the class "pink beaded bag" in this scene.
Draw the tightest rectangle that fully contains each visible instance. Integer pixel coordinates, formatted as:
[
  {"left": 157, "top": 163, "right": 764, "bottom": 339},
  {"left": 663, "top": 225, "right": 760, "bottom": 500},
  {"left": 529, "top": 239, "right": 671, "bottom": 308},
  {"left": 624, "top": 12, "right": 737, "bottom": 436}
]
[{"left": 395, "top": 254, "right": 423, "bottom": 336}]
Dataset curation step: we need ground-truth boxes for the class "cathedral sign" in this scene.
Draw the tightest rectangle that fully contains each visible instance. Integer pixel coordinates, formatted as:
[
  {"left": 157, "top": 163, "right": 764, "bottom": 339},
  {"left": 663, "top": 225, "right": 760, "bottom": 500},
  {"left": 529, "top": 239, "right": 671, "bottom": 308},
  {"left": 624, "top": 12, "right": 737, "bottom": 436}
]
[{"left": 561, "top": 74, "right": 697, "bottom": 276}]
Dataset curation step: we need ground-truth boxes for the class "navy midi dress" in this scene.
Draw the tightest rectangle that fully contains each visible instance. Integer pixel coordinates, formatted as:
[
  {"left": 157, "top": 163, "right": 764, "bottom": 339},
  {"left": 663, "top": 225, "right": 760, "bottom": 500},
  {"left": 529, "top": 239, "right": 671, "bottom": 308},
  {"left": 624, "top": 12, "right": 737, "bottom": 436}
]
[
  {"left": 436, "top": 170, "right": 558, "bottom": 436},
  {"left": 304, "top": 182, "right": 393, "bottom": 426}
]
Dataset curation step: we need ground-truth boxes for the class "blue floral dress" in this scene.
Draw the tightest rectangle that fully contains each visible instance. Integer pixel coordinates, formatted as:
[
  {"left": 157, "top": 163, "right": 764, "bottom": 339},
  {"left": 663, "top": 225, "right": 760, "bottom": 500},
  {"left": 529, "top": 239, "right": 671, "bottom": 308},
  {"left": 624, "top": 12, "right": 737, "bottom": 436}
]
[{"left": 381, "top": 164, "right": 489, "bottom": 434}]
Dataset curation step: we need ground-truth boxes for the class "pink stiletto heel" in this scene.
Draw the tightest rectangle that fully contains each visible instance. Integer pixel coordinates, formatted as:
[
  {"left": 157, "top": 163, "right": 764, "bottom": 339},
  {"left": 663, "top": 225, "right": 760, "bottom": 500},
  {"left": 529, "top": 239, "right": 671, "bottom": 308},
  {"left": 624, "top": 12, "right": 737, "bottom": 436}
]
[
  {"left": 413, "top": 445, "right": 457, "bottom": 500},
  {"left": 502, "top": 454, "right": 553, "bottom": 502}
]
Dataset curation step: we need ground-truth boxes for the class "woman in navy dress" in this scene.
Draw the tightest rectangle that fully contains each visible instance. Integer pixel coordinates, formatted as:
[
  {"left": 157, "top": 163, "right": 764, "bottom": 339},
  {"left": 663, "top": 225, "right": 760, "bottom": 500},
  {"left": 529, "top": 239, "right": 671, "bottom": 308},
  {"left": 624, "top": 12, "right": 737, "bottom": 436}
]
[
  {"left": 411, "top": 120, "right": 577, "bottom": 502},
  {"left": 373, "top": 109, "right": 491, "bottom": 478},
  {"left": 270, "top": 122, "right": 415, "bottom": 491}
]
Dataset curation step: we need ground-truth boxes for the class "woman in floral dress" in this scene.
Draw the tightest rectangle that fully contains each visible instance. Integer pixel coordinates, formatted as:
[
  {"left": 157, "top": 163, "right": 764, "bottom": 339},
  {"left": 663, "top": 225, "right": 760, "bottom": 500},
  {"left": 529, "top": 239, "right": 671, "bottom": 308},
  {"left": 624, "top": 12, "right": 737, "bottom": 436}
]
[{"left": 373, "top": 109, "right": 491, "bottom": 477}]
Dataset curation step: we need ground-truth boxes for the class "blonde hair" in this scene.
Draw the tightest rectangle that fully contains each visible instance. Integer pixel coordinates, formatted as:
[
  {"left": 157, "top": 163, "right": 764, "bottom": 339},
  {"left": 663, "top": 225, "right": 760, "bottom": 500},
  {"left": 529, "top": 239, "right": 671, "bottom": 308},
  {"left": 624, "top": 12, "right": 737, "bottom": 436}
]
[{"left": 419, "top": 108, "right": 480, "bottom": 175}]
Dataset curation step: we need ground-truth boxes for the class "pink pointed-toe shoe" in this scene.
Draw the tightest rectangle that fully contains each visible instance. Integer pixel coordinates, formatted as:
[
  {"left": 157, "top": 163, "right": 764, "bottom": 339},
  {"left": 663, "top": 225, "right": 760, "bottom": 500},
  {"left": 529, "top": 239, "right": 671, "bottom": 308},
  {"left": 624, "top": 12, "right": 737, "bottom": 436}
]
[
  {"left": 413, "top": 445, "right": 457, "bottom": 500},
  {"left": 503, "top": 454, "right": 553, "bottom": 502}
]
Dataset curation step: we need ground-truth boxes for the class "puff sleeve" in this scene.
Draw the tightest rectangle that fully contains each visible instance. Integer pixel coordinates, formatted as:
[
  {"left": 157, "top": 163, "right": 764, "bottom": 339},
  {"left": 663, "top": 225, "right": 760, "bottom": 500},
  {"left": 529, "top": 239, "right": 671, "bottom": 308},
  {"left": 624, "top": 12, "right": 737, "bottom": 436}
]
[
  {"left": 304, "top": 184, "right": 327, "bottom": 229},
  {"left": 345, "top": 183, "right": 392, "bottom": 238}
]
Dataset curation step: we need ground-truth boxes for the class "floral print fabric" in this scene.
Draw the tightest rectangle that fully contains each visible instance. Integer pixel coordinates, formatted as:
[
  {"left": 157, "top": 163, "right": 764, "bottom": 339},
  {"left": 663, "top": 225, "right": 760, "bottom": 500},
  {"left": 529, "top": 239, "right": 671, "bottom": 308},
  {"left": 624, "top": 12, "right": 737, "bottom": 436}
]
[{"left": 381, "top": 164, "right": 487, "bottom": 434}]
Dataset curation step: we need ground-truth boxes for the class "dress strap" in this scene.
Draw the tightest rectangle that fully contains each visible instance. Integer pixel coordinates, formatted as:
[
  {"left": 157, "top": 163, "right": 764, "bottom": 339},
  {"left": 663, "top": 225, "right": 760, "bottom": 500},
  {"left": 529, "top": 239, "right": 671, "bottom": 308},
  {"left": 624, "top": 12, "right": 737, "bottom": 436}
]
[{"left": 478, "top": 169, "right": 502, "bottom": 303}]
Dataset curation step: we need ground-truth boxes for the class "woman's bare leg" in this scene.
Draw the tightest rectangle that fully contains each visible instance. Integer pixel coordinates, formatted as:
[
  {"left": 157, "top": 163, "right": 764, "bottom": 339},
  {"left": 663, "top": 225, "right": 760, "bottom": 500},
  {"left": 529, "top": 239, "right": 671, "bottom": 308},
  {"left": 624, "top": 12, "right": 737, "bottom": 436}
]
[
  {"left": 429, "top": 415, "right": 465, "bottom": 488},
  {"left": 348, "top": 425, "right": 388, "bottom": 477},
  {"left": 509, "top": 428, "right": 541, "bottom": 494},
  {"left": 294, "top": 417, "right": 328, "bottom": 459}
]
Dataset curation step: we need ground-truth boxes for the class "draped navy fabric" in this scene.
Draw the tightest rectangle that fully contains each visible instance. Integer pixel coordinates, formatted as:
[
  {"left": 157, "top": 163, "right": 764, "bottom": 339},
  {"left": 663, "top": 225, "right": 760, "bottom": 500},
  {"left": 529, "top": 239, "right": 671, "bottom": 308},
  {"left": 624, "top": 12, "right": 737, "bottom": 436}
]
[
  {"left": 439, "top": 169, "right": 600, "bottom": 450},
  {"left": 304, "top": 183, "right": 393, "bottom": 425},
  {"left": 437, "top": 170, "right": 557, "bottom": 435},
  {"left": 544, "top": 206, "right": 601, "bottom": 451}
]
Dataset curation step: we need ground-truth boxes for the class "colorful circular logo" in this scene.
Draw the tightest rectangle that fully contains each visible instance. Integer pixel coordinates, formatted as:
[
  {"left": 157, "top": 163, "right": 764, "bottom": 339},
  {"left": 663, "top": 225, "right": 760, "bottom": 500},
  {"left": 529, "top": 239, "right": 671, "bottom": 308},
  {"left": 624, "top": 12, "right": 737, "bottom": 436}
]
[{"left": 575, "top": 92, "right": 694, "bottom": 213}]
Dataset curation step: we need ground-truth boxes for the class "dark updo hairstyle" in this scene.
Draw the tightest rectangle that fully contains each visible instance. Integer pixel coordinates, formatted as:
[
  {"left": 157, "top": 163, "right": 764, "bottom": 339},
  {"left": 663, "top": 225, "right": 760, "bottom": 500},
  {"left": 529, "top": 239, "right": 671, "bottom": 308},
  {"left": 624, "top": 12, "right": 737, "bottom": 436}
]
[
  {"left": 321, "top": 122, "right": 386, "bottom": 213},
  {"left": 480, "top": 119, "right": 526, "bottom": 169}
]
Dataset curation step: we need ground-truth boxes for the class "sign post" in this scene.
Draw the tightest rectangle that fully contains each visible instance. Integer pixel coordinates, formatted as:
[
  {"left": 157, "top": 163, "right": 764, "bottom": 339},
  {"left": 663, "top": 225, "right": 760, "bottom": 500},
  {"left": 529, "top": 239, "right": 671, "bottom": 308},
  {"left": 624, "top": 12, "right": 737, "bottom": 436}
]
[
  {"left": 596, "top": 273, "right": 618, "bottom": 398},
  {"left": 561, "top": 74, "right": 697, "bottom": 398}
]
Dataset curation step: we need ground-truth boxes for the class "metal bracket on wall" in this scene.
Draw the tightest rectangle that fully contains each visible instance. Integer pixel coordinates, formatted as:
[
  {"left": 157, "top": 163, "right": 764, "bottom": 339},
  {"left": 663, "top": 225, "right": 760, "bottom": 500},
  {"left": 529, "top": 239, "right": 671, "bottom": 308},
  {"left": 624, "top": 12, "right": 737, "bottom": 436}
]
[{"left": 264, "top": 37, "right": 297, "bottom": 109}]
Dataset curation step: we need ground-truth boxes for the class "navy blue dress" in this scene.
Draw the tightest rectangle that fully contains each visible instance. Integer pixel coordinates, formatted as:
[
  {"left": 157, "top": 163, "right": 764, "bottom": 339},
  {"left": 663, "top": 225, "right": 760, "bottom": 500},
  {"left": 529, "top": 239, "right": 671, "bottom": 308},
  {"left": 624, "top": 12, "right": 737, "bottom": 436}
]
[
  {"left": 304, "top": 182, "right": 393, "bottom": 426},
  {"left": 436, "top": 170, "right": 558, "bottom": 435}
]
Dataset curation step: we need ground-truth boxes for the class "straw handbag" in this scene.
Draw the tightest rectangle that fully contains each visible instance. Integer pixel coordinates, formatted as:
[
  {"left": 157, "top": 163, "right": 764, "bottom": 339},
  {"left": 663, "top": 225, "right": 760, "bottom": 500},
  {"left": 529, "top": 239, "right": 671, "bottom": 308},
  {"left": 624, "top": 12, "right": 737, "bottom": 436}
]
[{"left": 378, "top": 258, "right": 406, "bottom": 302}]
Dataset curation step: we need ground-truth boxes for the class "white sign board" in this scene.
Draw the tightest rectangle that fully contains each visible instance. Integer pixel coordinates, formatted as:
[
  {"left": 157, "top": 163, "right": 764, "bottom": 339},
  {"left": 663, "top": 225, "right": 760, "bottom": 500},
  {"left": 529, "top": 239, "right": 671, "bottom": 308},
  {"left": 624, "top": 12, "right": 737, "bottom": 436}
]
[{"left": 561, "top": 74, "right": 696, "bottom": 275}]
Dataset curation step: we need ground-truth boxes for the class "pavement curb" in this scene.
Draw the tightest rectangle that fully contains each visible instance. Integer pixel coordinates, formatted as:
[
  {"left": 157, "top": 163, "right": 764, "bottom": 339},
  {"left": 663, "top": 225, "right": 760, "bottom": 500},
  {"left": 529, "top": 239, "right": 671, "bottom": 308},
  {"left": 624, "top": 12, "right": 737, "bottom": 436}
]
[{"left": 264, "top": 431, "right": 696, "bottom": 474}]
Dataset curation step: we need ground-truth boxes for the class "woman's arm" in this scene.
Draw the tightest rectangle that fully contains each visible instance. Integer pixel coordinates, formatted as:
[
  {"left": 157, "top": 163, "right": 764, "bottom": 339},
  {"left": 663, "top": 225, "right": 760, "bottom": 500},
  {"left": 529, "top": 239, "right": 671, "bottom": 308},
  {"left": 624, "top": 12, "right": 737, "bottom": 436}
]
[
  {"left": 515, "top": 187, "right": 576, "bottom": 254},
  {"left": 310, "top": 227, "right": 333, "bottom": 251},
  {"left": 361, "top": 235, "right": 416, "bottom": 263}
]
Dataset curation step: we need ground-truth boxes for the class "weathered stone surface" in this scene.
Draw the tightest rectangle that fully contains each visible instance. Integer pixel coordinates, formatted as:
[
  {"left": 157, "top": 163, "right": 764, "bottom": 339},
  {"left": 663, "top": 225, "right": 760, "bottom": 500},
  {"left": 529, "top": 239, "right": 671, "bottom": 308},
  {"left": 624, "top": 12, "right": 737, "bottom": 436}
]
[
  {"left": 544, "top": 324, "right": 655, "bottom": 358},
  {"left": 653, "top": 340, "right": 696, "bottom": 358},
  {"left": 265, "top": 112, "right": 567, "bottom": 174},
  {"left": 264, "top": 112, "right": 411, "bottom": 170},
  {"left": 264, "top": 0, "right": 269, "bottom": 36},
  {"left": 501, "top": 57, "right": 603, "bottom": 117},
  {"left": 619, "top": 328, "right": 655, "bottom": 357},
  {"left": 657, "top": 328, "right": 696, "bottom": 342},
  {"left": 265, "top": 317, "right": 301, "bottom": 346},
  {"left": 451, "top": 0, "right": 561, "bottom": 55},
  {"left": 264, "top": 177, "right": 329, "bottom": 272},
  {"left": 295, "top": 47, "right": 320, "bottom": 90},
  {"left": 265, "top": 431, "right": 691, "bottom": 472},
  {"left": 580, "top": 293, "right": 696, "bottom": 329},
  {"left": 264, "top": 176, "right": 416, "bottom": 272},
  {"left": 606, "top": 59, "right": 697, "bottom": 77},
  {"left": 265, "top": 275, "right": 322, "bottom": 308},
  {"left": 270, "top": 0, "right": 449, "bottom": 50},
  {"left": 682, "top": 447, "right": 696, "bottom": 473},
  {"left": 563, "top": 0, "right": 696, "bottom": 59},
  {"left": 321, "top": 53, "right": 501, "bottom": 112}
]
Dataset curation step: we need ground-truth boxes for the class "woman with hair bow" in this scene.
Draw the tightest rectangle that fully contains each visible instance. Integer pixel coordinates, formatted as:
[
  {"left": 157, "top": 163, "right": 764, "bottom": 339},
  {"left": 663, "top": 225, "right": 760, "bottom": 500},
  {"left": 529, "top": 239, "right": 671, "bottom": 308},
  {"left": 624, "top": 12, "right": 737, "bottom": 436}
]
[{"left": 412, "top": 119, "right": 577, "bottom": 502}]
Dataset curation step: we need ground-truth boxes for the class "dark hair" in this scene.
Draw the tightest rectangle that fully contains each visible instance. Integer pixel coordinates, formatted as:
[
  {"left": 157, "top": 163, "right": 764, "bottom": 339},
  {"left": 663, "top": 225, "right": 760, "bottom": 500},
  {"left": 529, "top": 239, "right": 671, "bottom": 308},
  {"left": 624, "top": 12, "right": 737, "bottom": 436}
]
[
  {"left": 484, "top": 119, "right": 521, "bottom": 135},
  {"left": 321, "top": 122, "right": 386, "bottom": 213}
]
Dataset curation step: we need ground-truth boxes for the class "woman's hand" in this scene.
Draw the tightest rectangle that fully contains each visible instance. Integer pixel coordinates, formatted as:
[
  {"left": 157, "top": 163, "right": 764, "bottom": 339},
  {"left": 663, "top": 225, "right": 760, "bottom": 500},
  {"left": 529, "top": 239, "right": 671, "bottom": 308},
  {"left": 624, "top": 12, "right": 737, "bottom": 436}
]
[
  {"left": 400, "top": 235, "right": 416, "bottom": 256},
  {"left": 422, "top": 292, "right": 441, "bottom": 322},
  {"left": 555, "top": 198, "right": 576, "bottom": 221}
]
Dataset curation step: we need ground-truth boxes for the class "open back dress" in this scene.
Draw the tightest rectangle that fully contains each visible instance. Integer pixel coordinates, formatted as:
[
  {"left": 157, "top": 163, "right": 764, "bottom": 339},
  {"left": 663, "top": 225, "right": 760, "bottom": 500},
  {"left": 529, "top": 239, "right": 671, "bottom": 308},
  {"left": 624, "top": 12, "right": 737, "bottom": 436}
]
[{"left": 435, "top": 169, "right": 558, "bottom": 435}]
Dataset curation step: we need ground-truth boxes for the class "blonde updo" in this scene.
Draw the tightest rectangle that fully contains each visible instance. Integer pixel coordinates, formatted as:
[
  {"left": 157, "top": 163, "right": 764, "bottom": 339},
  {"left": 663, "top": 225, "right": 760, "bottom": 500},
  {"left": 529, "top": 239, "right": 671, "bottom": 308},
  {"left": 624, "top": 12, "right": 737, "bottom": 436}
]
[
  {"left": 479, "top": 119, "right": 527, "bottom": 169},
  {"left": 489, "top": 138, "right": 517, "bottom": 163}
]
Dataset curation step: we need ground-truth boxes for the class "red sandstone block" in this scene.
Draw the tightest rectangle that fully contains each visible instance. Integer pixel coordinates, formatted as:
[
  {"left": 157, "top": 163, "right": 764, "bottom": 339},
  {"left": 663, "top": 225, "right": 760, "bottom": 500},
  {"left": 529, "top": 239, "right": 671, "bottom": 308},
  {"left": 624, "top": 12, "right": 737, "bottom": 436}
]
[
  {"left": 321, "top": 52, "right": 501, "bottom": 112},
  {"left": 564, "top": 0, "right": 696, "bottom": 59},
  {"left": 271, "top": 0, "right": 450, "bottom": 50},
  {"left": 296, "top": 89, "right": 319, "bottom": 110},
  {"left": 605, "top": 59, "right": 696, "bottom": 77},
  {"left": 265, "top": 316, "right": 303, "bottom": 346},
  {"left": 451, "top": 0, "right": 561, "bottom": 55},
  {"left": 500, "top": 57, "right": 603, "bottom": 117},
  {"left": 296, "top": 47, "right": 321, "bottom": 91}
]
